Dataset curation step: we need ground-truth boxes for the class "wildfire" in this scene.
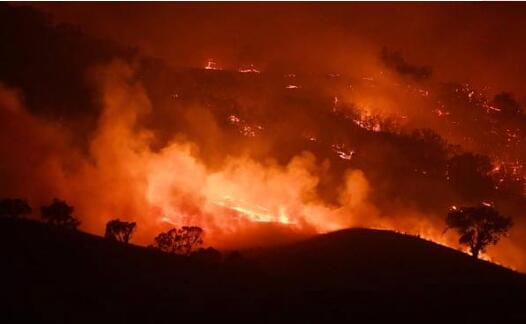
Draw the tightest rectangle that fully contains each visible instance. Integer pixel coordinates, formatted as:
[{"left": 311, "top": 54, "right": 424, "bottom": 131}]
[
  {"left": 331, "top": 143, "right": 355, "bottom": 160},
  {"left": 214, "top": 196, "right": 294, "bottom": 224},
  {"left": 352, "top": 113, "right": 382, "bottom": 132},
  {"left": 2, "top": 54, "right": 525, "bottom": 271},
  {"left": 434, "top": 107, "right": 450, "bottom": 117},
  {"left": 482, "top": 201, "right": 494, "bottom": 207},
  {"left": 227, "top": 114, "right": 264, "bottom": 137},
  {"left": 238, "top": 64, "right": 261, "bottom": 73},
  {"left": 204, "top": 58, "right": 220, "bottom": 70}
]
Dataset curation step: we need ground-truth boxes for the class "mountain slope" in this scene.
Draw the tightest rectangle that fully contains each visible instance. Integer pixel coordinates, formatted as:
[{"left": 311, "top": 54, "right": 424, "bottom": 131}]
[
  {"left": 1, "top": 218, "right": 525, "bottom": 323},
  {"left": 250, "top": 227, "right": 524, "bottom": 287}
]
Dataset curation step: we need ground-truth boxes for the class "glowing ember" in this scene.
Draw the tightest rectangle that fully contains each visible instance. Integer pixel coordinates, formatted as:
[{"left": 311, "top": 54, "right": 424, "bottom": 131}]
[
  {"left": 204, "top": 58, "right": 220, "bottom": 70},
  {"left": 238, "top": 64, "right": 261, "bottom": 73},
  {"left": 227, "top": 114, "right": 263, "bottom": 137},
  {"left": 435, "top": 108, "right": 450, "bottom": 117},
  {"left": 482, "top": 201, "right": 494, "bottom": 207},
  {"left": 331, "top": 143, "right": 355, "bottom": 160},
  {"left": 228, "top": 114, "right": 241, "bottom": 124},
  {"left": 352, "top": 113, "right": 382, "bottom": 132}
]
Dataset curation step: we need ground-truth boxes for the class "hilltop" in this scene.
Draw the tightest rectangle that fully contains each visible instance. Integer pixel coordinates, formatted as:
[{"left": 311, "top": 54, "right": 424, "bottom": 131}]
[{"left": 1, "top": 218, "right": 525, "bottom": 323}]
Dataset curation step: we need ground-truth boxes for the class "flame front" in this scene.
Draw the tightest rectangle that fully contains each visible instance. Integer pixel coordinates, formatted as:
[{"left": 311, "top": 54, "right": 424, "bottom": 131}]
[{"left": 2, "top": 52, "right": 526, "bottom": 271}]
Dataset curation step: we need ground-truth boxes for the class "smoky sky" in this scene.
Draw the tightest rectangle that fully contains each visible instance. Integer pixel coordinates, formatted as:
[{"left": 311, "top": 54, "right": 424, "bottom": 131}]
[
  {"left": 3, "top": 3, "right": 526, "bottom": 271},
  {"left": 28, "top": 2, "right": 526, "bottom": 99},
  {"left": 380, "top": 47, "right": 432, "bottom": 81}
]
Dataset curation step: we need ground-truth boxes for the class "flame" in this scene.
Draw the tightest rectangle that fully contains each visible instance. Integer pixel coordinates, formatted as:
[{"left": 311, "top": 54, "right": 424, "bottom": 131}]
[
  {"left": 352, "top": 112, "right": 382, "bottom": 132},
  {"left": 0, "top": 63, "right": 376, "bottom": 249},
  {"left": 204, "top": 58, "right": 220, "bottom": 70},
  {"left": 213, "top": 196, "right": 294, "bottom": 224},
  {"left": 331, "top": 143, "right": 354, "bottom": 160},
  {"left": 238, "top": 64, "right": 261, "bottom": 73},
  {"left": 1, "top": 60, "right": 525, "bottom": 271},
  {"left": 143, "top": 142, "right": 377, "bottom": 247}
]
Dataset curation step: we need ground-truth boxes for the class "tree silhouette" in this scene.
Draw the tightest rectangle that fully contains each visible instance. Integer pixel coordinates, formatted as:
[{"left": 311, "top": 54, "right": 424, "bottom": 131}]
[
  {"left": 0, "top": 198, "right": 31, "bottom": 218},
  {"left": 153, "top": 230, "right": 174, "bottom": 253},
  {"left": 153, "top": 226, "right": 204, "bottom": 255},
  {"left": 446, "top": 205, "right": 512, "bottom": 259},
  {"left": 177, "top": 226, "right": 204, "bottom": 255},
  {"left": 40, "top": 199, "right": 80, "bottom": 230},
  {"left": 105, "top": 219, "right": 136, "bottom": 243}
]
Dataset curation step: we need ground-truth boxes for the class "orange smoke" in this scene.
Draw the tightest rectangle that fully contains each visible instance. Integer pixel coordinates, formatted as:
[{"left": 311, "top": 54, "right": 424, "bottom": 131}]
[
  {"left": 1, "top": 60, "right": 524, "bottom": 272},
  {"left": 0, "top": 62, "right": 378, "bottom": 249}
]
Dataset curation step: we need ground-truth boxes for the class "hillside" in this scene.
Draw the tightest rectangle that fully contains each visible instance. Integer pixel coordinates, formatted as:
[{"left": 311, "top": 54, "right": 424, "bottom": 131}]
[
  {"left": 251, "top": 227, "right": 524, "bottom": 286},
  {"left": 1, "top": 218, "right": 525, "bottom": 323},
  {"left": 2, "top": 3, "right": 526, "bottom": 273}
]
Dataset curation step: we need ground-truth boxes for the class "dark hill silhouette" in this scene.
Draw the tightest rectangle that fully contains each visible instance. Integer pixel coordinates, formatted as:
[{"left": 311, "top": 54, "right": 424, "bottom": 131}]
[
  {"left": 248, "top": 228, "right": 526, "bottom": 323},
  {"left": 1, "top": 218, "right": 525, "bottom": 323},
  {"left": 250, "top": 227, "right": 523, "bottom": 286}
]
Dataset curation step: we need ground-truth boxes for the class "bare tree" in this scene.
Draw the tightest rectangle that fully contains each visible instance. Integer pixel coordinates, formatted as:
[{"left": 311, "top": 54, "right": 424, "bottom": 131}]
[
  {"left": 446, "top": 205, "right": 512, "bottom": 259},
  {"left": 40, "top": 199, "right": 80, "bottom": 230},
  {"left": 153, "top": 226, "right": 204, "bottom": 255},
  {"left": 0, "top": 198, "right": 31, "bottom": 218},
  {"left": 105, "top": 219, "right": 136, "bottom": 243}
]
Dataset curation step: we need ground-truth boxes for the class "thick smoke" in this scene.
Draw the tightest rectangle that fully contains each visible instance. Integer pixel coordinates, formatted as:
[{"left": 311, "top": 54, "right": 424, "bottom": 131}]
[
  {"left": 0, "top": 62, "right": 382, "bottom": 249},
  {"left": 380, "top": 47, "right": 432, "bottom": 81},
  {"left": 2, "top": 3, "right": 526, "bottom": 271},
  {"left": 29, "top": 2, "right": 526, "bottom": 96},
  {"left": 2, "top": 59, "right": 522, "bottom": 268}
]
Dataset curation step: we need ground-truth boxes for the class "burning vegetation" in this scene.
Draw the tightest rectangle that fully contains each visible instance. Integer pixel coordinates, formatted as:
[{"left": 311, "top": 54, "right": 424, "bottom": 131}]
[{"left": 1, "top": 3, "right": 526, "bottom": 272}]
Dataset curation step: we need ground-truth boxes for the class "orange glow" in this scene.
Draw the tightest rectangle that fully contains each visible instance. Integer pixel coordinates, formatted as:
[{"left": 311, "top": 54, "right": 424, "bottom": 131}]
[
  {"left": 204, "top": 58, "right": 220, "bottom": 70},
  {"left": 3, "top": 2, "right": 526, "bottom": 274},
  {"left": 238, "top": 64, "right": 260, "bottom": 73},
  {"left": 1, "top": 60, "right": 523, "bottom": 268}
]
